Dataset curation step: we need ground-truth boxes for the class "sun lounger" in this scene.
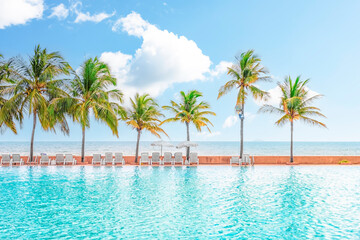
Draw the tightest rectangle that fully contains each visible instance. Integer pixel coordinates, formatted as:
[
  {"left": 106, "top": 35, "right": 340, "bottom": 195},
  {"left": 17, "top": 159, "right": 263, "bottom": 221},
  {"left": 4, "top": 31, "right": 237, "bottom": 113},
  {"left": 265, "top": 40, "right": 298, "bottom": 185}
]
[
  {"left": 230, "top": 156, "right": 240, "bottom": 165},
  {"left": 241, "top": 154, "right": 254, "bottom": 165},
  {"left": 64, "top": 154, "right": 76, "bottom": 165},
  {"left": 92, "top": 154, "right": 102, "bottom": 165},
  {"left": 114, "top": 152, "right": 125, "bottom": 165},
  {"left": 104, "top": 152, "right": 113, "bottom": 165},
  {"left": 151, "top": 152, "right": 161, "bottom": 165},
  {"left": 189, "top": 152, "right": 199, "bottom": 165},
  {"left": 174, "top": 152, "right": 183, "bottom": 165},
  {"left": 12, "top": 154, "right": 25, "bottom": 166},
  {"left": 56, "top": 154, "right": 64, "bottom": 165},
  {"left": 1, "top": 154, "right": 11, "bottom": 165},
  {"left": 139, "top": 152, "right": 150, "bottom": 165},
  {"left": 39, "top": 154, "right": 51, "bottom": 165},
  {"left": 163, "top": 152, "right": 173, "bottom": 165}
]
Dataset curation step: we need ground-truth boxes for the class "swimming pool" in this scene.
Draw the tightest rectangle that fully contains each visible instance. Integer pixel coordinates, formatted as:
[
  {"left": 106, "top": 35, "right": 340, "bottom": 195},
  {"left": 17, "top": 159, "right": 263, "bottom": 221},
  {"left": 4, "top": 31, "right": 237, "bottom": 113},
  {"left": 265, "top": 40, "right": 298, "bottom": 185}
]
[{"left": 1, "top": 166, "right": 359, "bottom": 239}]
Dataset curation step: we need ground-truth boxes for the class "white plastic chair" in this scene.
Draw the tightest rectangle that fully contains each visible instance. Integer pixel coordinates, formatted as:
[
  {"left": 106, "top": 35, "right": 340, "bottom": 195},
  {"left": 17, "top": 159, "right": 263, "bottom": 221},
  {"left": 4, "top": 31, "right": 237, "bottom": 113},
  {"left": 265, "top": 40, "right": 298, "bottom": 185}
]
[
  {"left": 241, "top": 154, "right": 254, "bottom": 165},
  {"left": 163, "top": 152, "right": 173, "bottom": 165},
  {"left": 139, "top": 152, "right": 150, "bottom": 165},
  {"left": 151, "top": 152, "right": 161, "bottom": 165},
  {"left": 1, "top": 154, "right": 11, "bottom": 165},
  {"left": 92, "top": 154, "right": 102, "bottom": 165},
  {"left": 11, "top": 154, "right": 24, "bottom": 166},
  {"left": 174, "top": 152, "right": 183, "bottom": 165},
  {"left": 104, "top": 152, "right": 113, "bottom": 165},
  {"left": 64, "top": 154, "right": 76, "bottom": 165},
  {"left": 230, "top": 156, "right": 240, "bottom": 165},
  {"left": 114, "top": 152, "right": 125, "bottom": 165},
  {"left": 39, "top": 154, "right": 51, "bottom": 165},
  {"left": 56, "top": 154, "right": 64, "bottom": 165},
  {"left": 189, "top": 152, "right": 199, "bottom": 165}
]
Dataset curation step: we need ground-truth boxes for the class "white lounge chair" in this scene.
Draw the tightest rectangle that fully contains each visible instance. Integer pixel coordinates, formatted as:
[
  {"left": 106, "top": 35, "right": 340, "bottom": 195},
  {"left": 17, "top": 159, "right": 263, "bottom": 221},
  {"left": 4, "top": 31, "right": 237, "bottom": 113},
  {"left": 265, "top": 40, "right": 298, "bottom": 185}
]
[
  {"left": 189, "top": 152, "right": 199, "bottom": 165},
  {"left": 139, "top": 152, "right": 150, "bottom": 165},
  {"left": 241, "top": 154, "right": 254, "bottom": 165},
  {"left": 230, "top": 156, "right": 240, "bottom": 165},
  {"left": 56, "top": 154, "right": 64, "bottom": 165},
  {"left": 12, "top": 154, "right": 25, "bottom": 166},
  {"left": 64, "top": 154, "right": 76, "bottom": 165},
  {"left": 39, "top": 154, "right": 51, "bottom": 165},
  {"left": 174, "top": 152, "right": 183, "bottom": 165},
  {"left": 114, "top": 152, "right": 125, "bottom": 165},
  {"left": 104, "top": 152, "right": 113, "bottom": 165},
  {"left": 151, "top": 152, "right": 161, "bottom": 165},
  {"left": 1, "top": 154, "right": 11, "bottom": 165},
  {"left": 92, "top": 154, "right": 102, "bottom": 165},
  {"left": 163, "top": 152, "right": 173, "bottom": 165}
]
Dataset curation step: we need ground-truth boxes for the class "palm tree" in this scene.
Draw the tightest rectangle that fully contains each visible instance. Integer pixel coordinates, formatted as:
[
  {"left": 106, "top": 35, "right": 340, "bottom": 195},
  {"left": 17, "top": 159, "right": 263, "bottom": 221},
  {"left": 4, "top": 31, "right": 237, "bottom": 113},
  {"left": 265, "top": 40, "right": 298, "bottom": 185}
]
[
  {"left": 0, "top": 54, "right": 22, "bottom": 134},
  {"left": 54, "top": 57, "right": 123, "bottom": 162},
  {"left": 162, "top": 90, "right": 216, "bottom": 161},
  {"left": 6, "top": 45, "right": 72, "bottom": 161},
  {"left": 259, "top": 76, "right": 326, "bottom": 163},
  {"left": 124, "top": 93, "right": 166, "bottom": 163},
  {"left": 218, "top": 49, "right": 270, "bottom": 159}
]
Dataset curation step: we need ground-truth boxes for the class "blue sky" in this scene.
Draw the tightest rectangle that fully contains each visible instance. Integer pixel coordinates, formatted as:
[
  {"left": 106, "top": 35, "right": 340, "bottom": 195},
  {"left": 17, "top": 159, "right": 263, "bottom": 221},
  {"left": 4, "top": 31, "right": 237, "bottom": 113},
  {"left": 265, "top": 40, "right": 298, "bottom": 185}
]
[{"left": 1, "top": 0, "right": 360, "bottom": 142}]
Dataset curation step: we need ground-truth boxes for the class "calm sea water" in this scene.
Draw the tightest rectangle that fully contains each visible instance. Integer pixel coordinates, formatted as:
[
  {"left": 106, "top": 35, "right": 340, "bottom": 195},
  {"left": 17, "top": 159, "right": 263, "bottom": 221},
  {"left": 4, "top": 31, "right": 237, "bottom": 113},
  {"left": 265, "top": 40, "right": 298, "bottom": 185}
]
[
  {"left": 0, "top": 141, "right": 359, "bottom": 156},
  {"left": 0, "top": 166, "right": 359, "bottom": 239}
]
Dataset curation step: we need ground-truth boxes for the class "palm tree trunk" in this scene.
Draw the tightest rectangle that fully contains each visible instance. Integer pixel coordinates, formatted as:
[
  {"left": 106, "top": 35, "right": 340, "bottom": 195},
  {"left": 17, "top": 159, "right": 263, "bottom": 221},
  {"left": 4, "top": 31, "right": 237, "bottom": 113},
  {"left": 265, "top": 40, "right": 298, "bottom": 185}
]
[
  {"left": 240, "top": 103, "right": 244, "bottom": 160},
  {"left": 186, "top": 122, "right": 190, "bottom": 161},
  {"left": 81, "top": 126, "right": 85, "bottom": 163},
  {"left": 30, "top": 111, "right": 36, "bottom": 162},
  {"left": 290, "top": 121, "right": 294, "bottom": 163},
  {"left": 135, "top": 129, "right": 141, "bottom": 163}
]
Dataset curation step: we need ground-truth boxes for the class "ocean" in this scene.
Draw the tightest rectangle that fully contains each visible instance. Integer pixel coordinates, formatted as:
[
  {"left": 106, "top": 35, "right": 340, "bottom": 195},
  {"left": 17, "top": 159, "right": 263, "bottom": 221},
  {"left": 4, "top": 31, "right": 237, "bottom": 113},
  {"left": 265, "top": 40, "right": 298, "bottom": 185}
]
[{"left": 0, "top": 141, "right": 359, "bottom": 156}]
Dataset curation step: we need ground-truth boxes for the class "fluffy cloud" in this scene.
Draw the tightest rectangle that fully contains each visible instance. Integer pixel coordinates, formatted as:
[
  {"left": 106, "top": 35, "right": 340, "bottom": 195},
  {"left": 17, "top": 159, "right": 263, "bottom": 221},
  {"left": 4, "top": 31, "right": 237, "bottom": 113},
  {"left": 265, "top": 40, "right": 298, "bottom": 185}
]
[
  {"left": 210, "top": 61, "right": 232, "bottom": 77},
  {"left": 0, "top": 0, "right": 44, "bottom": 29},
  {"left": 49, "top": 3, "right": 69, "bottom": 20},
  {"left": 72, "top": 2, "right": 115, "bottom": 23},
  {"left": 101, "top": 12, "right": 212, "bottom": 97},
  {"left": 255, "top": 86, "right": 320, "bottom": 106},
  {"left": 223, "top": 115, "right": 238, "bottom": 128}
]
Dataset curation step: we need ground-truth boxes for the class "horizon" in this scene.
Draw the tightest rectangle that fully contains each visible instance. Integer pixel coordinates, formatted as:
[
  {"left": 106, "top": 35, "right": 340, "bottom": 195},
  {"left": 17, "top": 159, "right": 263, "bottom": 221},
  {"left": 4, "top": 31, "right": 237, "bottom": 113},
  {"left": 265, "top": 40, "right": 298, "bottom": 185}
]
[{"left": 1, "top": 0, "right": 360, "bottom": 143}]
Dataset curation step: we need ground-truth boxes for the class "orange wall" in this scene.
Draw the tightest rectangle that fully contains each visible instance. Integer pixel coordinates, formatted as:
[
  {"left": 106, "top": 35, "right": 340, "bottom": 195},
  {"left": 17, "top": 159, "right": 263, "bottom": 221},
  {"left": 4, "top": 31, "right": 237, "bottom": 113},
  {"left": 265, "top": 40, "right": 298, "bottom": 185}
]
[{"left": 1, "top": 155, "right": 359, "bottom": 165}]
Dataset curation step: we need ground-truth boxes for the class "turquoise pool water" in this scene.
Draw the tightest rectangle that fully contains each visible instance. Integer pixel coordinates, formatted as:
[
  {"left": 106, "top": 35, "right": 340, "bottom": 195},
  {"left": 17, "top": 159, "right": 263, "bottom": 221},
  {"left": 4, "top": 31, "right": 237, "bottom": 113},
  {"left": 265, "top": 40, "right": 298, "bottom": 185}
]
[{"left": 1, "top": 166, "right": 359, "bottom": 239}]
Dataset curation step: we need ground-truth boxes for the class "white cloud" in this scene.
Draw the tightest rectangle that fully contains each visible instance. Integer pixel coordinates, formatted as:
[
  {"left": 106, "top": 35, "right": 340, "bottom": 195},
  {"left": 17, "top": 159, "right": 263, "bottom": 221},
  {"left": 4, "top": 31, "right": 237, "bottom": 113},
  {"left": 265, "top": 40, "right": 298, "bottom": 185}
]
[
  {"left": 210, "top": 61, "right": 232, "bottom": 77},
  {"left": 71, "top": 2, "right": 115, "bottom": 23},
  {"left": 49, "top": 3, "right": 69, "bottom": 20},
  {"left": 75, "top": 11, "right": 115, "bottom": 23},
  {"left": 112, "top": 11, "right": 150, "bottom": 36},
  {"left": 255, "top": 86, "right": 320, "bottom": 106},
  {"left": 223, "top": 115, "right": 238, "bottom": 128},
  {"left": 0, "top": 0, "right": 44, "bottom": 29},
  {"left": 102, "top": 12, "right": 212, "bottom": 97}
]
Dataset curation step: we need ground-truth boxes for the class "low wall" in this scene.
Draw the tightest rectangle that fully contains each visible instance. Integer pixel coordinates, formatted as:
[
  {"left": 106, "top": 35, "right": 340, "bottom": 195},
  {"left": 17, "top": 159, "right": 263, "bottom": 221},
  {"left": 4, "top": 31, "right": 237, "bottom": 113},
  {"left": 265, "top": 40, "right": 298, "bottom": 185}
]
[{"left": 1, "top": 155, "right": 359, "bottom": 165}]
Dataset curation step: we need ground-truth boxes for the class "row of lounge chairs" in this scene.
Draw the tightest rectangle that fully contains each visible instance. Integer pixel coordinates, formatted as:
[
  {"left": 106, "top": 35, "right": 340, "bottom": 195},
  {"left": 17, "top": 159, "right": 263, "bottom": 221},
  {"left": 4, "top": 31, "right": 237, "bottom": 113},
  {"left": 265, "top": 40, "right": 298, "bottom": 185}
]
[
  {"left": 139, "top": 152, "right": 199, "bottom": 165},
  {"left": 92, "top": 152, "right": 125, "bottom": 165},
  {"left": 1, "top": 152, "right": 252, "bottom": 166},
  {"left": 0, "top": 154, "right": 25, "bottom": 166}
]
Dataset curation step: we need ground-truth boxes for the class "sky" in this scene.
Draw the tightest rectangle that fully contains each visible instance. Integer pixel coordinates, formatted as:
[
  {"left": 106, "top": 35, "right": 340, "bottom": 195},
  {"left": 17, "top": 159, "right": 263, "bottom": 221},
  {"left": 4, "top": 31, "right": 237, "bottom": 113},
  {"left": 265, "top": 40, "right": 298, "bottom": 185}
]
[{"left": 0, "top": 0, "right": 360, "bottom": 142}]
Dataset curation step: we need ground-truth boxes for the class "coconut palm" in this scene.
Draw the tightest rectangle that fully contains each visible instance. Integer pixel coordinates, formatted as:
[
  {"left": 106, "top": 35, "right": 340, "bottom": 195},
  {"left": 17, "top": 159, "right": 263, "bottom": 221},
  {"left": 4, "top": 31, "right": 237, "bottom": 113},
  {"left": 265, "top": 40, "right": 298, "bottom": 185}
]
[
  {"left": 162, "top": 90, "right": 216, "bottom": 161},
  {"left": 259, "top": 76, "right": 326, "bottom": 162},
  {"left": 0, "top": 54, "right": 22, "bottom": 134},
  {"left": 53, "top": 57, "right": 123, "bottom": 162},
  {"left": 218, "top": 49, "right": 270, "bottom": 159},
  {"left": 124, "top": 93, "right": 166, "bottom": 163},
  {"left": 5, "top": 45, "right": 72, "bottom": 161}
]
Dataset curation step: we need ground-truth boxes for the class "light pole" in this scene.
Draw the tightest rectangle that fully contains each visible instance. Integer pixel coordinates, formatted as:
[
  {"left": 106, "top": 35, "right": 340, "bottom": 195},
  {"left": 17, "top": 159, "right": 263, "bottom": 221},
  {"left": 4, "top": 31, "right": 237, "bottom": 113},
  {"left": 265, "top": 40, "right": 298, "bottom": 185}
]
[{"left": 235, "top": 104, "right": 244, "bottom": 159}]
